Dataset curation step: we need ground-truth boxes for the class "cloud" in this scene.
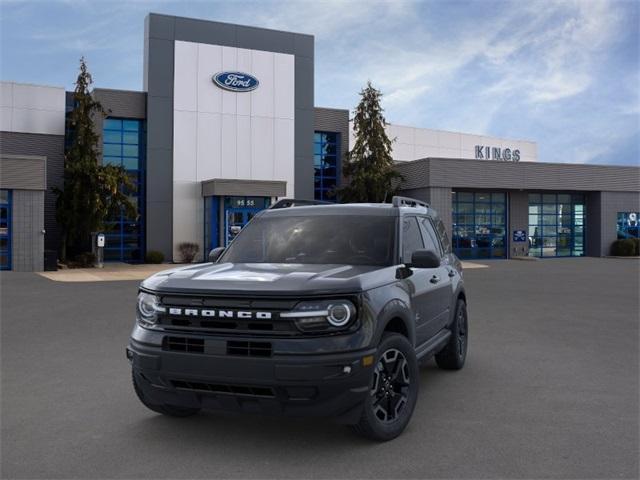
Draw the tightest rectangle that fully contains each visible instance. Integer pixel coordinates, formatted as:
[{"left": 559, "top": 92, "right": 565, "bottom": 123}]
[{"left": 0, "top": 0, "right": 637, "bottom": 165}]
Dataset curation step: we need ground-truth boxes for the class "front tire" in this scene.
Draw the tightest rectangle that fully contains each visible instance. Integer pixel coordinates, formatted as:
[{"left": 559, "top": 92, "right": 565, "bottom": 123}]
[
  {"left": 435, "top": 298, "right": 468, "bottom": 370},
  {"left": 132, "top": 370, "right": 201, "bottom": 417},
  {"left": 352, "top": 333, "right": 419, "bottom": 441}
]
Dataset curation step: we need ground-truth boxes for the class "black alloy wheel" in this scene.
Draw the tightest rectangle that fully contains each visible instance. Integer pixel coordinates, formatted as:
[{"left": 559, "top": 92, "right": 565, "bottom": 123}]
[
  {"left": 435, "top": 298, "right": 468, "bottom": 370},
  {"left": 352, "top": 332, "right": 419, "bottom": 441},
  {"left": 371, "top": 348, "right": 411, "bottom": 423}
]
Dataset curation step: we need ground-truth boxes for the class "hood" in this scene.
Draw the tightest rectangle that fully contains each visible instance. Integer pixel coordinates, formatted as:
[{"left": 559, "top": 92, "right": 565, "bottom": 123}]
[{"left": 141, "top": 262, "right": 397, "bottom": 296}]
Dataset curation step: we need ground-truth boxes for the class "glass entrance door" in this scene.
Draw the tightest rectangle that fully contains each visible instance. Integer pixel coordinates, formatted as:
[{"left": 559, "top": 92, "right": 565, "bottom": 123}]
[
  {"left": 223, "top": 196, "right": 270, "bottom": 246},
  {"left": 225, "top": 209, "right": 255, "bottom": 245},
  {"left": 452, "top": 191, "right": 507, "bottom": 259},
  {"left": 0, "top": 190, "right": 12, "bottom": 270},
  {"left": 527, "top": 193, "right": 586, "bottom": 257}
]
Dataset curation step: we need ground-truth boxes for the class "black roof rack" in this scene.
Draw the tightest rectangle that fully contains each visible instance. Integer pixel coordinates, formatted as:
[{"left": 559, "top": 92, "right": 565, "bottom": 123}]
[
  {"left": 391, "top": 196, "right": 429, "bottom": 209},
  {"left": 270, "top": 198, "right": 332, "bottom": 209}
]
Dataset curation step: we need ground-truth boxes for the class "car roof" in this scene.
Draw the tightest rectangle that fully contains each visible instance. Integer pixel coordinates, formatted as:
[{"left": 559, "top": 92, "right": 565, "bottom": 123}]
[{"left": 261, "top": 203, "right": 433, "bottom": 218}]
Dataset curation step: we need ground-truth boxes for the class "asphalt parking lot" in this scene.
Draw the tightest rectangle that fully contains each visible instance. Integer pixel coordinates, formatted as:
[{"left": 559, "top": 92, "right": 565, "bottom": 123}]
[{"left": 1, "top": 258, "right": 638, "bottom": 479}]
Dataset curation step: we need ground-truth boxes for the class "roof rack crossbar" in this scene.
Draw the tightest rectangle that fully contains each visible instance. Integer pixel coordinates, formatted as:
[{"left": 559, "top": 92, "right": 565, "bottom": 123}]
[
  {"left": 270, "top": 198, "right": 332, "bottom": 209},
  {"left": 391, "top": 196, "right": 429, "bottom": 209}
]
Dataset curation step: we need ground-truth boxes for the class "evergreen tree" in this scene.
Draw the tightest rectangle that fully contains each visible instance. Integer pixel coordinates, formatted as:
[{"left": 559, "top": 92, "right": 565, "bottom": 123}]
[
  {"left": 338, "top": 81, "right": 401, "bottom": 203},
  {"left": 54, "top": 58, "right": 135, "bottom": 262}
]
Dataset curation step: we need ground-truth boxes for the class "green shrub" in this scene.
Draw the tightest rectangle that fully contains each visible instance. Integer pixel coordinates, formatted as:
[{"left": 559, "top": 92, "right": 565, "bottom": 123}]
[
  {"left": 631, "top": 238, "right": 640, "bottom": 256},
  {"left": 611, "top": 239, "right": 637, "bottom": 256},
  {"left": 145, "top": 250, "right": 164, "bottom": 264},
  {"left": 178, "top": 242, "right": 200, "bottom": 263}
]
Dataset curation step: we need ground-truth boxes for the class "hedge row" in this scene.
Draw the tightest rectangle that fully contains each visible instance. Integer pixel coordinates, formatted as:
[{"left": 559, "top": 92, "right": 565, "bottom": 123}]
[{"left": 611, "top": 238, "right": 640, "bottom": 256}]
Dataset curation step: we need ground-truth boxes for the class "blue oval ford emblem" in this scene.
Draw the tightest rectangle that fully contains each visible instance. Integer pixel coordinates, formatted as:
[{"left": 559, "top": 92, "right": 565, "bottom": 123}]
[{"left": 212, "top": 72, "right": 259, "bottom": 92}]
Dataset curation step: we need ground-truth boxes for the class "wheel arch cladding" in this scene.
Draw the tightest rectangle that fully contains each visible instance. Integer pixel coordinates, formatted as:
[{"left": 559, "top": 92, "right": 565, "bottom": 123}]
[{"left": 376, "top": 299, "right": 415, "bottom": 346}]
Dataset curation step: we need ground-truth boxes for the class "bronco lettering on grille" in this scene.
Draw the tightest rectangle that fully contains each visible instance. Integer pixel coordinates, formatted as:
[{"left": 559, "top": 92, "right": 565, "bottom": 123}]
[{"left": 167, "top": 308, "right": 273, "bottom": 320}]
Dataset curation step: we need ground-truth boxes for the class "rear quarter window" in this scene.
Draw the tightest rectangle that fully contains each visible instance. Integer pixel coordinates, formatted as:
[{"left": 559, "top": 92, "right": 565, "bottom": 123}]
[{"left": 434, "top": 217, "right": 452, "bottom": 253}]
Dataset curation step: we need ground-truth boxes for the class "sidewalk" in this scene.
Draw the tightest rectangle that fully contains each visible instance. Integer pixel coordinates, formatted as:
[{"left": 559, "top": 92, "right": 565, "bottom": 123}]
[{"left": 37, "top": 263, "right": 176, "bottom": 282}]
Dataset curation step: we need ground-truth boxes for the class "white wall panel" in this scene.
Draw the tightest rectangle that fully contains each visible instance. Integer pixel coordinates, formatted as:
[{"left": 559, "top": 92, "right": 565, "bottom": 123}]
[
  {"left": 236, "top": 115, "right": 252, "bottom": 179},
  {"left": 172, "top": 41, "right": 295, "bottom": 260},
  {"left": 173, "top": 110, "right": 197, "bottom": 181},
  {"left": 221, "top": 46, "right": 238, "bottom": 115},
  {"left": 251, "top": 116, "right": 274, "bottom": 179},
  {"left": 174, "top": 41, "right": 198, "bottom": 112},
  {"left": 274, "top": 54, "right": 295, "bottom": 119},
  {"left": 438, "top": 131, "right": 461, "bottom": 150},
  {"left": 0, "top": 83, "right": 12, "bottom": 107},
  {"left": 250, "top": 50, "right": 274, "bottom": 118},
  {"left": 236, "top": 49, "right": 252, "bottom": 116},
  {"left": 13, "top": 84, "right": 63, "bottom": 110},
  {"left": 0, "top": 106, "right": 11, "bottom": 131},
  {"left": 387, "top": 124, "right": 413, "bottom": 145},
  {"left": 0, "top": 82, "right": 65, "bottom": 135},
  {"left": 221, "top": 114, "right": 237, "bottom": 178},
  {"left": 518, "top": 142, "right": 537, "bottom": 159},
  {"left": 197, "top": 112, "right": 222, "bottom": 180},
  {"left": 392, "top": 143, "right": 416, "bottom": 162},
  {"left": 415, "top": 145, "right": 438, "bottom": 159},
  {"left": 414, "top": 128, "right": 438, "bottom": 146},
  {"left": 438, "top": 147, "right": 461, "bottom": 158},
  {"left": 358, "top": 121, "right": 538, "bottom": 163},
  {"left": 197, "top": 43, "right": 222, "bottom": 114},
  {"left": 461, "top": 133, "right": 483, "bottom": 152},
  {"left": 11, "top": 109, "right": 63, "bottom": 136}
]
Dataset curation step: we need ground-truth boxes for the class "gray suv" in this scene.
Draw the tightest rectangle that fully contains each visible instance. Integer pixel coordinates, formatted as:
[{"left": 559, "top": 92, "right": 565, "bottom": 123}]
[{"left": 128, "top": 196, "right": 468, "bottom": 441}]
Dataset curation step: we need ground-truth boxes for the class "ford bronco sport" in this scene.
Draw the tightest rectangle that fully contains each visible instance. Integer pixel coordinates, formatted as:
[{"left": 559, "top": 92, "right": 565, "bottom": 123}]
[{"left": 128, "top": 196, "right": 468, "bottom": 441}]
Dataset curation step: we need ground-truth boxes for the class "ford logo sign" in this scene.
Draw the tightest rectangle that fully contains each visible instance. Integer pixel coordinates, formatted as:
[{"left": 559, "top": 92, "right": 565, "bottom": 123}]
[{"left": 212, "top": 72, "right": 259, "bottom": 92}]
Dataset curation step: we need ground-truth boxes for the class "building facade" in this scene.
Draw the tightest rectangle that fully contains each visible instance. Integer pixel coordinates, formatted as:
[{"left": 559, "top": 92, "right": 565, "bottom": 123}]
[{"left": 0, "top": 13, "right": 638, "bottom": 270}]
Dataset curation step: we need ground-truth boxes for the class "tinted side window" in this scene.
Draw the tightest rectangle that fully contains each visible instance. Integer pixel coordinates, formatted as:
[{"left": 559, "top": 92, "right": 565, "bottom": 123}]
[
  {"left": 419, "top": 217, "right": 442, "bottom": 256},
  {"left": 402, "top": 217, "right": 424, "bottom": 263},
  {"left": 434, "top": 217, "right": 452, "bottom": 253}
]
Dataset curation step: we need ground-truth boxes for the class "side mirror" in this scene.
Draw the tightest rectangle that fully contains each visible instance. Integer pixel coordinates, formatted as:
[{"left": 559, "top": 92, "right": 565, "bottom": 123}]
[
  {"left": 208, "top": 247, "right": 225, "bottom": 263},
  {"left": 408, "top": 249, "right": 441, "bottom": 269}
]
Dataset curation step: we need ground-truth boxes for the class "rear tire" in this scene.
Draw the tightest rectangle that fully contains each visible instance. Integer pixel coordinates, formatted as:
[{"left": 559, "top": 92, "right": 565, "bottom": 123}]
[
  {"left": 132, "top": 370, "right": 201, "bottom": 417},
  {"left": 435, "top": 298, "right": 468, "bottom": 370},
  {"left": 352, "top": 333, "right": 419, "bottom": 441}
]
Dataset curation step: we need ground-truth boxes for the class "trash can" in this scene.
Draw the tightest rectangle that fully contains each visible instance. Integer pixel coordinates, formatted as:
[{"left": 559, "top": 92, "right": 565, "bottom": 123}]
[{"left": 44, "top": 250, "right": 57, "bottom": 271}]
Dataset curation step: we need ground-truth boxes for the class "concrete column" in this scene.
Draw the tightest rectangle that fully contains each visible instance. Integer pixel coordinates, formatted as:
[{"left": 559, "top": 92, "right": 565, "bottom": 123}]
[{"left": 509, "top": 191, "right": 529, "bottom": 258}]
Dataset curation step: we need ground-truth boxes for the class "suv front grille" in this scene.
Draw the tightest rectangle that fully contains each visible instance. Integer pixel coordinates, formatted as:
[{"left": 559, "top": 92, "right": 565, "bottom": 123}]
[
  {"left": 171, "top": 380, "right": 275, "bottom": 398},
  {"left": 163, "top": 336, "right": 204, "bottom": 353},
  {"left": 227, "top": 340, "right": 272, "bottom": 357},
  {"left": 156, "top": 296, "right": 300, "bottom": 337},
  {"left": 162, "top": 336, "right": 273, "bottom": 357}
]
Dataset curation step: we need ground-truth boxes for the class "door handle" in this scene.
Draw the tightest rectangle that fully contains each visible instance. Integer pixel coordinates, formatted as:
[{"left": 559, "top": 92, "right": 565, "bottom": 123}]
[
  {"left": 430, "top": 275, "right": 440, "bottom": 284},
  {"left": 448, "top": 269, "right": 456, "bottom": 278}
]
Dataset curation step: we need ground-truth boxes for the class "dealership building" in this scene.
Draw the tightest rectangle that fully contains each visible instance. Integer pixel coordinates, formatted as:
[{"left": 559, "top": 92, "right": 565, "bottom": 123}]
[{"left": 0, "top": 13, "right": 639, "bottom": 271}]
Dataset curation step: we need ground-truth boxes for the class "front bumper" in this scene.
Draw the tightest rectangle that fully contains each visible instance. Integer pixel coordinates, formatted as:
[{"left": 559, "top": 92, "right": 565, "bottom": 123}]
[{"left": 128, "top": 328, "right": 376, "bottom": 423}]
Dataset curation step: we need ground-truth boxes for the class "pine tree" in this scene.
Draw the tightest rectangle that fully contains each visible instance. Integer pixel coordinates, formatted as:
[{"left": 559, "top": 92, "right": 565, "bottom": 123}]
[
  {"left": 54, "top": 58, "right": 135, "bottom": 262},
  {"left": 338, "top": 81, "right": 402, "bottom": 203}
]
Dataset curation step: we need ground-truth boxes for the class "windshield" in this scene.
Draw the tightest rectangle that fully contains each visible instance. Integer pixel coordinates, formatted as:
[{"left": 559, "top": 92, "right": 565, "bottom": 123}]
[{"left": 220, "top": 214, "right": 397, "bottom": 266}]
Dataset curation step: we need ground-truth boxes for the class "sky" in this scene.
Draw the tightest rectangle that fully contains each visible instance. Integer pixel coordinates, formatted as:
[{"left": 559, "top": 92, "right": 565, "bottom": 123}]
[{"left": 1, "top": 0, "right": 638, "bottom": 166}]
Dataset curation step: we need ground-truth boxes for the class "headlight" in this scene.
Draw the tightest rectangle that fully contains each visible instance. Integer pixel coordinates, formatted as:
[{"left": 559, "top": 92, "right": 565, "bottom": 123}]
[
  {"left": 136, "top": 292, "right": 165, "bottom": 327},
  {"left": 282, "top": 299, "right": 356, "bottom": 332}
]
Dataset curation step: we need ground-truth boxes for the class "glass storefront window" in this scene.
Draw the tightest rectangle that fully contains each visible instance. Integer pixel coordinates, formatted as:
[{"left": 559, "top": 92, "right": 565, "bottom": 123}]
[
  {"left": 102, "top": 117, "right": 145, "bottom": 263},
  {"left": 452, "top": 191, "right": 507, "bottom": 259},
  {"left": 0, "top": 189, "right": 11, "bottom": 270},
  {"left": 617, "top": 212, "right": 639, "bottom": 239},
  {"left": 528, "top": 193, "right": 586, "bottom": 257},
  {"left": 314, "top": 131, "right": 340, "bottom": 202}
]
